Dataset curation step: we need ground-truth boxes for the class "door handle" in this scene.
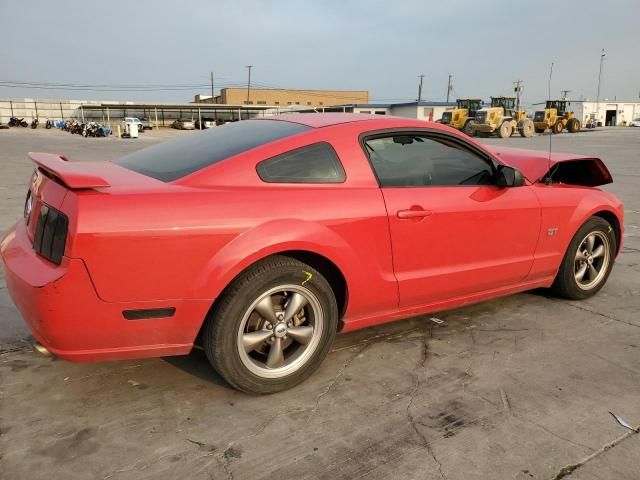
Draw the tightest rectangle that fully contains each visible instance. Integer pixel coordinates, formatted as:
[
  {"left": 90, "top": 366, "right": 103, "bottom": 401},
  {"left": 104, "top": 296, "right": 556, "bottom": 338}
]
[{"left": 397, "top": 208, "right": 432, "bottom": 219}]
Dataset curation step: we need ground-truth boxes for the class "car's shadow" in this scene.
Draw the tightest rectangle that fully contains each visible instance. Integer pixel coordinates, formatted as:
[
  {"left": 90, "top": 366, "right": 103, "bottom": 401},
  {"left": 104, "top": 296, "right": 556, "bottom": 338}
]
[
  {"left": 163, "top": 289, "right": 562, "bottom": 390},
  {"left": 162, "top": 348, "right": 231, "bottom": 389}
]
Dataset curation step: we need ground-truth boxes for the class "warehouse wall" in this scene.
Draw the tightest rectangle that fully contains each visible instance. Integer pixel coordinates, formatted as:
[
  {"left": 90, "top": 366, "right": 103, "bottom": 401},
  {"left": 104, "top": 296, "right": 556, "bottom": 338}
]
[
  {"left": 220, "top": 88, "right": 368, "bottom": 107},
  {"left": 0, "top": 99, "right": 89, "bottom": 125}
]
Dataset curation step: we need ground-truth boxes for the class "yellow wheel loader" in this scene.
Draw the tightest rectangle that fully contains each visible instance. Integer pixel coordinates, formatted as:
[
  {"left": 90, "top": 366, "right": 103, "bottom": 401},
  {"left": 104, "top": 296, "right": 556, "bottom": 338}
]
[
  {"left": 439, "top": 98, "right": 482, "bottom": 135},
  {"left": 471, "top": 97, "right": 534, "bottom": 138},
  {"left": 533, "top": 100, "right": 581, "bottom": 134}
]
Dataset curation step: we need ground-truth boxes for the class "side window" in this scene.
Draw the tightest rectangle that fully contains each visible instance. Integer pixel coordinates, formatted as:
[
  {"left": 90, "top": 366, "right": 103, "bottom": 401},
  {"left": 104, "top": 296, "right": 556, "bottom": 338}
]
[
  {"left": 257, "top": 142, "right": 346, "bottom": 184},
  {"left": 364, "top": 134, "right": 494, "bottom": 187}
]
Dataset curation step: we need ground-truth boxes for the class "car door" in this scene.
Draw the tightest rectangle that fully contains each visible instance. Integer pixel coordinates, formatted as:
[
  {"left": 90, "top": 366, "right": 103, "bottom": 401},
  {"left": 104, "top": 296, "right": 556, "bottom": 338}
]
[{"left": 363, "top": 130, "right": 541, "bottom": 308}]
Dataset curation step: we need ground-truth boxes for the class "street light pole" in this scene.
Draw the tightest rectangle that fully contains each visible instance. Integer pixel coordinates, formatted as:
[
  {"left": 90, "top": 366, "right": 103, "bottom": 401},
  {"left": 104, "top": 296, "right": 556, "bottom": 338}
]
[
  {"left": 417, "top": 74, "right": 425, "bottom": 102},
  {"left": 596, "top": 49, "right": 605, "bottom": 125},
  {"left": 245, "top": 65, "right": 254, "bottom": 104},
  {"left": 513, "top": 79, "right": 523, "bottom": 111},
  {"left": 211, "top": 72, "right": 216, "bottom": 103}
]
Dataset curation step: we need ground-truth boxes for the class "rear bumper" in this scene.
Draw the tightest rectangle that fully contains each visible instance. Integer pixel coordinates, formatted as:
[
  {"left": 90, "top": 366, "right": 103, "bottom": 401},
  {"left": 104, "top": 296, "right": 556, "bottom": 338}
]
[{"left": 1, "top": 221, "right": 211, "bottom": 362}]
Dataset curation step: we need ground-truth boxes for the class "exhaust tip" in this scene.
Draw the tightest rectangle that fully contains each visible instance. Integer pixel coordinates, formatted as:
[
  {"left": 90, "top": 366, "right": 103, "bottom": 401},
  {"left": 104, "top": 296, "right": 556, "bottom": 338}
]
[{"left": 33, "top": 342, "right": 51, "bottom": 356}]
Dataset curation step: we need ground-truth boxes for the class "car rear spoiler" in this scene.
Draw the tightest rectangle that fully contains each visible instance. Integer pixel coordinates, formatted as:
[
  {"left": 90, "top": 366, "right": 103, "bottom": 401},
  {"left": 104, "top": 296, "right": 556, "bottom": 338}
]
[{"left": 29, "top": 152, "right": 111, "bottom": 189}]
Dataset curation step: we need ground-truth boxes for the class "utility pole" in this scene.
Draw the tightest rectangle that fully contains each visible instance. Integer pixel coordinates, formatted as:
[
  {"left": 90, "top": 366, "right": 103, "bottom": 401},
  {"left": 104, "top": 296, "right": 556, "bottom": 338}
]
[
  {"left": 417, "top": 74, "right": 425, "bottom": 102},
  {"left": 513, "top": 79, "right": 523, "bottom": 111},
  {"left": 245, "top": 65, "right": 254, "bottom": 104},
  {"left": 211, "top": 72, "right": 216, "bottom": 103},
  {"left": 560, "top": 89, "right": 571, "bottom": 100},
  {"left": 446, "top": 74, "right": 453, "bottom": 103},
  {"left": 596, "top": 49, "right": 605, "bottom": 125}
]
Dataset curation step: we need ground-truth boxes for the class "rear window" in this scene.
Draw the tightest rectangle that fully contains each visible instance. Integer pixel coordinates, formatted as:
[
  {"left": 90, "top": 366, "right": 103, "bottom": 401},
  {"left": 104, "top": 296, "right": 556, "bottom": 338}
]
[
  {"left": 116, "top": 119, "right": 310, "bottom": 181},
  {"left": 257, "top": 142, "right": 346, "bottom": 183}
]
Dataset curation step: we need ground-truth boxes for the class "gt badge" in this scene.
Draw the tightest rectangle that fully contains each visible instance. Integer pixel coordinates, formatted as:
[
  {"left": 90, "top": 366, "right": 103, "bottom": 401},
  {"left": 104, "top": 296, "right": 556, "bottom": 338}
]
[{"left": 547, "top": 227, "right": 558, "bottom": 236}]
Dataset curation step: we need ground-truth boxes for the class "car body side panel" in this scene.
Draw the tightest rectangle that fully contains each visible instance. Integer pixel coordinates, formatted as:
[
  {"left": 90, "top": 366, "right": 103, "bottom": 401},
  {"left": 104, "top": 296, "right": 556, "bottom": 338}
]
[
  {"left": 527, "top": 184, "right": 624, "bottom": 280},
  {"left": 381, "top": 185, "right": 541, "bottom": 307},
  {"left": 70, "top": 187, "right": 398, "bottom": 321}
]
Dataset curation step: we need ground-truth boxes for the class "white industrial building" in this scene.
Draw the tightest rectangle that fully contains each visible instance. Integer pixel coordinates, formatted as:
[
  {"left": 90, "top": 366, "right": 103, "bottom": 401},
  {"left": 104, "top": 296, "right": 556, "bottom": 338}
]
[
  {"left": 324, "top": 101, "right": 456, "bottom": 121},
  {"left": 567, "top": 100, "right": 640, "bottom": 126}
]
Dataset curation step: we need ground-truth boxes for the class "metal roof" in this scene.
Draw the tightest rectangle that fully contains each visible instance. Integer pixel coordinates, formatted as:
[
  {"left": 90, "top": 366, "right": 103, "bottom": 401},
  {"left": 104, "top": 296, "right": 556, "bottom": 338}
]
[
  {"left": 390, "top": 101, "right": 457, "bottom": 107},
  {"left": 76, "top": 102, "right": 277, "bottom": 110}
]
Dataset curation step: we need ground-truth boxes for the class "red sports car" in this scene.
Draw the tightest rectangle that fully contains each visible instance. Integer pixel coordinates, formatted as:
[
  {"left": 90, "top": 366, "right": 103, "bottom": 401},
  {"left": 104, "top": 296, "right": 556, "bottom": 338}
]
[{"left": 1, "top": 114, "right": 623, "bottom": 393}]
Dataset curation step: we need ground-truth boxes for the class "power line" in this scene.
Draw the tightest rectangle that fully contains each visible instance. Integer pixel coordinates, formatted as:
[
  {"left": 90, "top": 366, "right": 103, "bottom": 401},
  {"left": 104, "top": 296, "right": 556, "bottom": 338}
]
[{"left": 0, "top": 78, "right": 373, "bottom": 101}]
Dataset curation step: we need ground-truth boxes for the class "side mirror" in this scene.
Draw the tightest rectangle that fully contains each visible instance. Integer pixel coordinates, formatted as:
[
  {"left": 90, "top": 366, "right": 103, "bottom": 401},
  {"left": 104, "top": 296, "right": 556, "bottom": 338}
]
[{"left": 496, "top": 165, "right": 525, "bottom": 187}]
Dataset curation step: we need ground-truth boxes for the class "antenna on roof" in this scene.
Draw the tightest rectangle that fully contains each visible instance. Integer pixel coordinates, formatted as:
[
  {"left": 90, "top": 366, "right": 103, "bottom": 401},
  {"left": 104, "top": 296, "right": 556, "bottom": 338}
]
[{"left": 546, "top": 62, "right": 555, "bottom": 186}]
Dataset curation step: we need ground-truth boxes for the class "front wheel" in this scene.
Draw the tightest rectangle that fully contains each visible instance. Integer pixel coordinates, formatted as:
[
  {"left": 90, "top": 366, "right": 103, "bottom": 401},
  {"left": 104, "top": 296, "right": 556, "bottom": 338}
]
[
  {"left": 551, "top": 217, "right": 616, "bottom": 300},
  {"left": 567, "top": 118, "right": 581, "bottom": 133},
  {"left": 552, "top": 120, "right": 564, "bottom": 134},
  {"left": 204, "top": 256, "right": 338, "bottom": 394},
  {"left": 462, "top": 120, "right": 475, "bottom": 136},
  {"left": 497, "top": 121, "right": 513, "bottom": 138}
]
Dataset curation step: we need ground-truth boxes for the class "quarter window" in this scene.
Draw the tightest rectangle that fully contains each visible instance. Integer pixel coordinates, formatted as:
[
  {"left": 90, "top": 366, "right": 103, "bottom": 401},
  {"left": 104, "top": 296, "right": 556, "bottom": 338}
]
[
  {"left": 257, "top": 142, "right": 346, "bottom": 184},
  {"left": 364, "top": 134, "right": 495, "bottom": 187}
]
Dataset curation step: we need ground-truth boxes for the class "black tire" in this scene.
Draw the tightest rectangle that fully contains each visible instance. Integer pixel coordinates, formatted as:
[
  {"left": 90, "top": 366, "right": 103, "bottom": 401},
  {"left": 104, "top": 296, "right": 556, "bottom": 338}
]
[
  {"left": 497, "top": 121, "right": 513, "bottom": 138},
  {"left": 204, "top": 255, "right": 338, "bottom": 394},
  {"left": 567, "top": 118, "right": 581, "bottom": 133},
  {"left": 462, "top": 120, "right": 475, "bottom": 136},
  {"left": 551, "top": 216, "right": 616, "bottom": 300},
  {"left": 552, "top": 120, "right": 564, "bottom": 134},
  {"left": 519, "top": 119, "right": 534, "bottom": 138}
]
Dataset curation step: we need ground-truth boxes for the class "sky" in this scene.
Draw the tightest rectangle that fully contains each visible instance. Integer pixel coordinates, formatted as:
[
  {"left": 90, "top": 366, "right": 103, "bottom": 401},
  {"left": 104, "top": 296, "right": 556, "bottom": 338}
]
[{"left": 1, "top": 0, "right": 638, "bottom": 106}]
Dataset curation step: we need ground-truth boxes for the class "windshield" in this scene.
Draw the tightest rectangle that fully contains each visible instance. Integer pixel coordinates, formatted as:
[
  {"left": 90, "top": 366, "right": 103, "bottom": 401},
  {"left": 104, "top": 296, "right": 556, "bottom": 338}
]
[
  {"left": 116, "top": 119, "right": 310, "bottom": 181},
  {"left": 491, "top": 98, "right": 515, "bottom": 110}
]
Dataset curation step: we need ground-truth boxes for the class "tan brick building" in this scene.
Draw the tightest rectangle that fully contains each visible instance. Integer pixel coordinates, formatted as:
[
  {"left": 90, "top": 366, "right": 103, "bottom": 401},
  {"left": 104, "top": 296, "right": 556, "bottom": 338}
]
[{"left": 197, "top": 88, "right": 368, "bottom": 107}]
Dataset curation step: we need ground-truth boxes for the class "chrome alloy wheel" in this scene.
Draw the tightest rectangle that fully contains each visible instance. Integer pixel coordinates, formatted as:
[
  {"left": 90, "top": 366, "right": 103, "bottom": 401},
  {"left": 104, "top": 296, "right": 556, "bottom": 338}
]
[
  {"left": 574, "top": 231, "right": 610, "bottom": 290},
  {"left": 237, "top": 285, "right": 323, "bottom": 379}
]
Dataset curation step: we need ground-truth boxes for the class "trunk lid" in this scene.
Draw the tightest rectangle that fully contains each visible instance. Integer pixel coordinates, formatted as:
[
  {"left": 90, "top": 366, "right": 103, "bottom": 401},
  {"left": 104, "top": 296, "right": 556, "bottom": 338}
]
[{"left": 25, "top": 153, "right": 165, "bottom": 263}]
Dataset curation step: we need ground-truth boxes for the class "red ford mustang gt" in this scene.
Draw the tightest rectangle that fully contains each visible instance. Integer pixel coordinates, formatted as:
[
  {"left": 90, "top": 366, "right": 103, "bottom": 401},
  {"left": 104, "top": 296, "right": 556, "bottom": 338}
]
[{"left": 1, "top": 114, "right": 623, "bottom": 393}]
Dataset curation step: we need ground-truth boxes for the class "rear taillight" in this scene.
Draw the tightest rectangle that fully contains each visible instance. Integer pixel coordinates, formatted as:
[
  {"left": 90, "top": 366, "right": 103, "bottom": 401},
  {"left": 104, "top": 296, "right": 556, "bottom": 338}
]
[
  {"left": 33, "top": 204, "right": 68, "bottom": 265},
  {"left": 24, "top": 190, "right": 33, "bottom": 224}
]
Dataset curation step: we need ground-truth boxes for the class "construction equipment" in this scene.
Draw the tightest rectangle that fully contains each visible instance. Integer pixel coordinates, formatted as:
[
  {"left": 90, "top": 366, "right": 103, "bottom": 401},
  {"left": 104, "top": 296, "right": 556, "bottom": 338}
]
[
  {"left": 533, "top": 100, "right": 581, "bottom": 134},
  {"left": 439, "top": 98, "right": 482, "bottom": 135},
  {"left": 471, "top": 96, "right": 534, "bottom": 138}
]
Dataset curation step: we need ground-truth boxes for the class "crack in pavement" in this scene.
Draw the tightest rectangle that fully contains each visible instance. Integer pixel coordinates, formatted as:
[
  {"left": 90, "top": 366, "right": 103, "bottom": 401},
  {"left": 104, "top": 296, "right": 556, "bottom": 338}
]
[
  {"left": 185, "top": 438, "right": 236, "bottom": 480},
  {"left": 589, "top": 351, "right": 640, "bottom": 377},
  {"left": 405, "top": 331, "right": 447, "bottom": 480},
  {"left": 101, "top": 452, "right": 182, "bottom": 479},
  {"left": 563, "top": 302, "right": 640, "bottom": 329},
  {"left": 330, "top": 327, "right": 422, "bottom": 352},
  {"left": 513, "top": 413, "right": 595, "bottom": 452},
  {"left": 308, "top": 342, "right": 373, "bottom": 418},
  {"left": 548, "top": 422, "right": 640, "bottom": 479}
]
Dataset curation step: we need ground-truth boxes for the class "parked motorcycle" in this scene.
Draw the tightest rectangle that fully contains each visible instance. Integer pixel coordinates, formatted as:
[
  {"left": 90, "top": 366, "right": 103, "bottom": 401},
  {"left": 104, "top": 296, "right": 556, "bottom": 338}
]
[
  {"left": 45, "top": 120, "right": 53, "bottom": 129},
  {"left": 82, "top": 122, "right": 105, "bottom": 137},
  {"left": 8, "top": 117, "right": 28, "bottom": 127},
  {"left": 30, "top": 118, "right": 39, "bottom": 129}
]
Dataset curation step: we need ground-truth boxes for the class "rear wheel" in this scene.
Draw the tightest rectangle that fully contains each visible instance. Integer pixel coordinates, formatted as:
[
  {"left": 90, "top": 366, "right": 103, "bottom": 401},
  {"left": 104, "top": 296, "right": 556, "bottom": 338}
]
[
  {"left": 204, "top": 256, "right": 338, "bottom": 394},
  {"left": 567, "top": 118, "right": 581, "bottom": 133},
  {"left": 551, "top": 217, "right": 616, "bottom": 300},
  {"left": 552, "top": 120, "right": 564, "bottom": 134},
  {"left": 497, "top": 121, "right": 513, "bottom": 138}
]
